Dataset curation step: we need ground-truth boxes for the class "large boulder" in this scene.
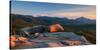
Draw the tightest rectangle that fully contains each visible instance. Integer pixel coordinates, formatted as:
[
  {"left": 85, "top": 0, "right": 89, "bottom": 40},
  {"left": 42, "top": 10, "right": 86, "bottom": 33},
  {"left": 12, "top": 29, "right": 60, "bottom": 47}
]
[{"left": 11, "top": 32, "right": 91, "bottom": 49}]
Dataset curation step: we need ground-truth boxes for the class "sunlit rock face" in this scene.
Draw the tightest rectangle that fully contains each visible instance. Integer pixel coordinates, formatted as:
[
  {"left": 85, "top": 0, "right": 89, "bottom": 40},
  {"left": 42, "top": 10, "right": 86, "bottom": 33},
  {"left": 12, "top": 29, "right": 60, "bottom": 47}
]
[
  {"left": 48, "top": 42, "right": 64, "bottom": 47},
  {"left": 50, "top": 24, "right": 64, "bottom": 32},
  {"left": 10, "top": 36, "right": 17, "bottom": 48}
]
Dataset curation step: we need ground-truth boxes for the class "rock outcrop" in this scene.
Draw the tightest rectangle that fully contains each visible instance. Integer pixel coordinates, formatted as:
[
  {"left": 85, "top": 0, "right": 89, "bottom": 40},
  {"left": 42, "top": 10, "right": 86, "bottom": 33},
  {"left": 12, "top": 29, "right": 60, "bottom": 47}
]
[{"left": 11, "top": 32, "right": 91, "bottom": 49}]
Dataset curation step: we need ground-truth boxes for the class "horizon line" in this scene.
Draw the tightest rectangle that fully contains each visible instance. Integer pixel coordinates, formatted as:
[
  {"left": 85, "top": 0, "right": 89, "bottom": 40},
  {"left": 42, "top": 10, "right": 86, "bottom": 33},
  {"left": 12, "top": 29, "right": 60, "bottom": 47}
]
[{"left": 11, "top": 13, "right": 96, "bottom": 20}]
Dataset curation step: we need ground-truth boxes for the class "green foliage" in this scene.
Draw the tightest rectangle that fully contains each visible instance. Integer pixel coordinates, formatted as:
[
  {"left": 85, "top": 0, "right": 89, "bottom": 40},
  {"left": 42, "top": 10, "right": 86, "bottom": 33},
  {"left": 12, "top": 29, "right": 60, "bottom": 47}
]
[{"left": 74, "top": 31, "right": 84, "bottom": 36}]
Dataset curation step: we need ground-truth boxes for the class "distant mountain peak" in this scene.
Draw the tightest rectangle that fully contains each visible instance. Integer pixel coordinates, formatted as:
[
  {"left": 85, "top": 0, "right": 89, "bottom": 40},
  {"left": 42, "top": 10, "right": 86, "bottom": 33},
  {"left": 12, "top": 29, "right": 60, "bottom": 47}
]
[{"left": 76, "top": 17, "right": 89, "bottom": 20}]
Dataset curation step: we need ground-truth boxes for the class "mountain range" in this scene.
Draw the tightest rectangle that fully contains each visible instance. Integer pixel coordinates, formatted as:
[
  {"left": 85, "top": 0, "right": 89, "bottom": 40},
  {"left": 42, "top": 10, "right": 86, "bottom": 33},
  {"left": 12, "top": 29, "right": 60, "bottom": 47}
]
[{"left": 10, "top": 14, "right": 96, "bottom": 26}]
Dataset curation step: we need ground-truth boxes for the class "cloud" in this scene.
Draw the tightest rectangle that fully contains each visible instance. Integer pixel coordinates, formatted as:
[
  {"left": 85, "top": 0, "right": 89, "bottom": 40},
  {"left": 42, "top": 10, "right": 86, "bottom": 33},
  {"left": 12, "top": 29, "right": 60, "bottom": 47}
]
[
  {"left": 37, "top": 6, "right": 96, "bottom": 19},
  {"left": 33, "top": 9, "right": 96, "bottom": 19}
]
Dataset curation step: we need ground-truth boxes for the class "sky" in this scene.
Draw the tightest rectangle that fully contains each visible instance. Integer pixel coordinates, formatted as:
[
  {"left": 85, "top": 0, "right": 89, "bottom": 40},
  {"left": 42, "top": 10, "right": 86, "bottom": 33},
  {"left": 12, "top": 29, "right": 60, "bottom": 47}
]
[{"left": 11, "top": 1, "right": 96, "bottom": 19}]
